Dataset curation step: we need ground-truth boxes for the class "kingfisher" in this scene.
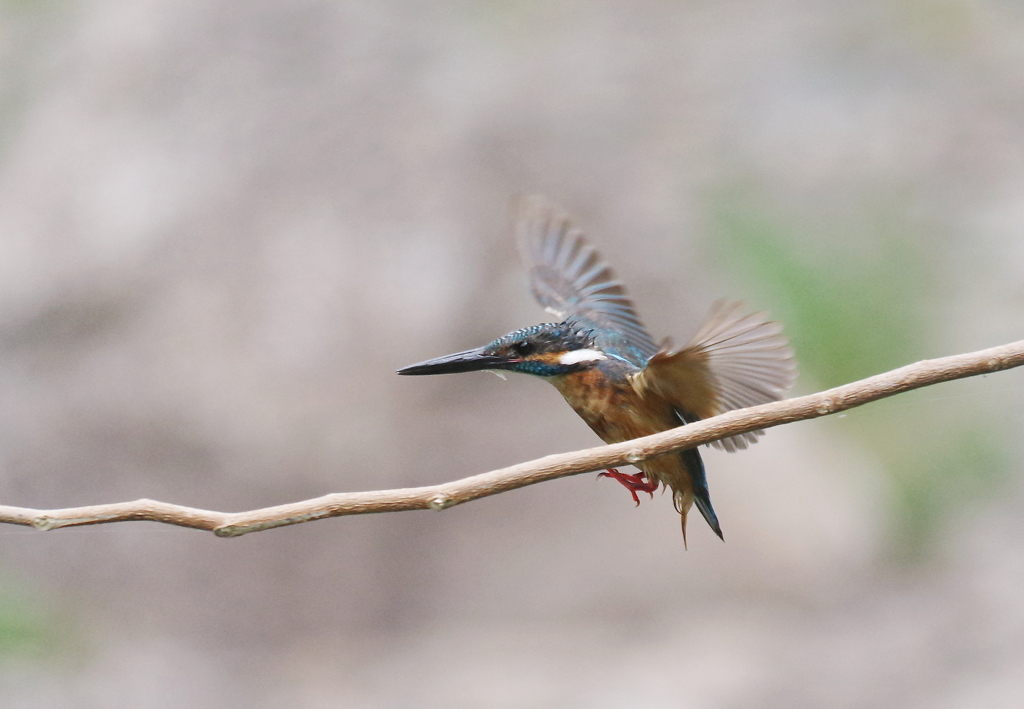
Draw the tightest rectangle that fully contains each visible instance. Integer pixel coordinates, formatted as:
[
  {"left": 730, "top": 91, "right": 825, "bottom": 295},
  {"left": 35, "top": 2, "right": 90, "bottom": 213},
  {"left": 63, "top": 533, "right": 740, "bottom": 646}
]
[{"left": 398, "top": 196, "right": 796, "bottom": 544}]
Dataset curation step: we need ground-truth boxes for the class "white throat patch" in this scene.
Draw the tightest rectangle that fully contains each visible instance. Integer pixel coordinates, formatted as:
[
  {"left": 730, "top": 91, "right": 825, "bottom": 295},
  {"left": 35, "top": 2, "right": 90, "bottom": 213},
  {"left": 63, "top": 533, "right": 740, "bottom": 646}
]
[{"left": 559, "top": 349, "right": 606, "bottom": 365}]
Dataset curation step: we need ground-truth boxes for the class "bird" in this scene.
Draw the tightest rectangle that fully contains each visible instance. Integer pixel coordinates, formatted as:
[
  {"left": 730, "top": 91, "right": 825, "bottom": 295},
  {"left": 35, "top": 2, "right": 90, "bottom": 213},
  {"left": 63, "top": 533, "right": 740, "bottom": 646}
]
[{"left": 397, "top": 196, "right": 796, "bottom": 545}]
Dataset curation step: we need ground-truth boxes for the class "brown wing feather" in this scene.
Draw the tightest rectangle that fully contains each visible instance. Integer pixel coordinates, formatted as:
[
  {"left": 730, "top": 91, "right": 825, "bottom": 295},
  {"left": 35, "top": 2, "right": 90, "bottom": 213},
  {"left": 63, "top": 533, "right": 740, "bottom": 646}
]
[{"left": 631, "top": 300, "right": 797, "bottom": 452}]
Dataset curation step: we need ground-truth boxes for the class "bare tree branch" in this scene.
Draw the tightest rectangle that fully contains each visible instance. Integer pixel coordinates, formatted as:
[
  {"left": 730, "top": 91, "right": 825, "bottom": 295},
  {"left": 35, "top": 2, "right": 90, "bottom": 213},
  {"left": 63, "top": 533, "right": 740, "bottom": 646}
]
[{"left": 2, "top": 339, "right": 1022, "bottom": 537}]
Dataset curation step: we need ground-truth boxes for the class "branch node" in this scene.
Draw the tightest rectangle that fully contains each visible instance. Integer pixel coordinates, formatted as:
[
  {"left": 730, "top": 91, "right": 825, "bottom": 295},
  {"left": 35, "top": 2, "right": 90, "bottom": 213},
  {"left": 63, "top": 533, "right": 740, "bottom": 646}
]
[
  {"left": 32, "top": 516, "right": 57, "bottom": 531},
  {"left": 214, "top": 525, "right": 243, "bottom": 538},
  {"left": 625, "top": 450, "right": 644, "bottom": 464},
  {"left": 428, "top": 494, "right": 453, "bottom": 511},
  {"left": 815, "top": 398, "right": 835, "bottom": 415}
]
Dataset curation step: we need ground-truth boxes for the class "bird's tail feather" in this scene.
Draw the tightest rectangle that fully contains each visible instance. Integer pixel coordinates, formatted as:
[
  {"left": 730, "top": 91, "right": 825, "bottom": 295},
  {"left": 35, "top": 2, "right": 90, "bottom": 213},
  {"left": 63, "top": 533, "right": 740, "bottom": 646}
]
[
  {"left": 693, "top": 488, "right": 723, "bottom": 542},
  {"left": 677, "top": 447, "right": 724, "bottom": 545}
]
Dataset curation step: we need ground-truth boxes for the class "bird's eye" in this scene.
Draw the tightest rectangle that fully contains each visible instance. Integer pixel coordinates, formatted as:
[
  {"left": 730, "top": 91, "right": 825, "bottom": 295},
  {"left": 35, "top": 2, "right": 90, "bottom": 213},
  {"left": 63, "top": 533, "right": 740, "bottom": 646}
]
[{"left": 512, "top": 341, "right": 534, "bottom": 357}]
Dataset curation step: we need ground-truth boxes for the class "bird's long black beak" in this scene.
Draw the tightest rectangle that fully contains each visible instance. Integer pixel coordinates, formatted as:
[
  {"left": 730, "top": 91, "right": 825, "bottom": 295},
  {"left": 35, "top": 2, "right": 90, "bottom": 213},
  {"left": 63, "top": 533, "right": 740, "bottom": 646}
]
[{"left": 397, "top": 347, "right": 512, "bottom": 376}]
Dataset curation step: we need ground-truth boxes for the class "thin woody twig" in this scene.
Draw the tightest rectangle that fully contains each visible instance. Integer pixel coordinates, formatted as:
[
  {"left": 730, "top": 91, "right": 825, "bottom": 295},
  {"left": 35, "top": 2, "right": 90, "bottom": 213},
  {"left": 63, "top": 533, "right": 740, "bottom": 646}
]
[{"left": 1, "top": 339, "right": 1022, "bottom": 537}]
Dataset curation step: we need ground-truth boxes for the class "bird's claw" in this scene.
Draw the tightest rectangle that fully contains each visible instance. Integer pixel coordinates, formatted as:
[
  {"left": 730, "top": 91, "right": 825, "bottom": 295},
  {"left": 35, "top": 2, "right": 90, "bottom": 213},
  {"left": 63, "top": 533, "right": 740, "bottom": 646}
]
[{"left": 599, "top": 468, "right": 658, "bottom": 506}]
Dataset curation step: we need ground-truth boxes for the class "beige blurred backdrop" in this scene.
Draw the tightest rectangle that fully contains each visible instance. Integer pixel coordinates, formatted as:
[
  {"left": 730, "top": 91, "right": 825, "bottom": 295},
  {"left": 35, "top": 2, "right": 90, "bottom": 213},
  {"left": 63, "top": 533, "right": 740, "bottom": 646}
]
[{"left": 2, "top": 1, "right": 1024, "bottom": 707}]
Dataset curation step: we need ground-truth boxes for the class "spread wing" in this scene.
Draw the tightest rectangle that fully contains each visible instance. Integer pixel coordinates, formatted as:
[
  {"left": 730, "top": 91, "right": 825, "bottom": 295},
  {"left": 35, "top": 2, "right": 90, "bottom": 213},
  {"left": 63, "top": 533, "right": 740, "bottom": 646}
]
[
  {"left": 514, "top": 195, "right": 659, "bottom": 368},
  {"left": 631, "top": 300, "right": 797, "bottom": 452}
]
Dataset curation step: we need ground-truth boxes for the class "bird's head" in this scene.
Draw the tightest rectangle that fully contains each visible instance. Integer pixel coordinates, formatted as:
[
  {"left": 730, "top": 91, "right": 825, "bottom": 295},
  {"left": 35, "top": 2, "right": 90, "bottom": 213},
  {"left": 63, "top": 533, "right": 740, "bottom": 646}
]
[{"left": 397, "top": 323, "right": 607, "bottom": 378}]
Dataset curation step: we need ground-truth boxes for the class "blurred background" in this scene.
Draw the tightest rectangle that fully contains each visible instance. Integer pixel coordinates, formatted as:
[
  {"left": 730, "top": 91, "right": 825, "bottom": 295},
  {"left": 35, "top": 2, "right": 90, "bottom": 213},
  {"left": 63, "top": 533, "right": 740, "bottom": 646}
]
[{"left": 1, "top": 0, "right": 1024, "bottom": 706}]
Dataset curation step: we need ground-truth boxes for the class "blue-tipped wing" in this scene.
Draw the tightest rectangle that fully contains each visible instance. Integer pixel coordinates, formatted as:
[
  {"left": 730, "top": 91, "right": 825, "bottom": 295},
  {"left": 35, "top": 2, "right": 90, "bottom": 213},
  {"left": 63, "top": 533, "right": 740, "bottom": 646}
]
[{"left": 514, "top": 195, "right": 659, "bottom": 368}]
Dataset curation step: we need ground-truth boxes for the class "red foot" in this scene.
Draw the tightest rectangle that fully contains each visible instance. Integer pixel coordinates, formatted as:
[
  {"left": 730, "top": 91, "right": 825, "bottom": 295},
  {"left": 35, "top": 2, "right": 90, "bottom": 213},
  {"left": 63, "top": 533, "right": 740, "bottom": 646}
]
[{"left": 599, "top": 468, "right": 659, "bottom": 506}]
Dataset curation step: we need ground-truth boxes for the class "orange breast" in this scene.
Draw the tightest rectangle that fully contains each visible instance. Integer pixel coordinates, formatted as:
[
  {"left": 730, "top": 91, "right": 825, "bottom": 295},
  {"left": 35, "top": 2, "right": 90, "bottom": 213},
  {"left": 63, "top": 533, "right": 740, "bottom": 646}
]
[
  {"left": 550, "top": 368, "right": 676, "bottom": 445},
  {"left": 550, "top": 367, "right": 695, "bottom": 498}
]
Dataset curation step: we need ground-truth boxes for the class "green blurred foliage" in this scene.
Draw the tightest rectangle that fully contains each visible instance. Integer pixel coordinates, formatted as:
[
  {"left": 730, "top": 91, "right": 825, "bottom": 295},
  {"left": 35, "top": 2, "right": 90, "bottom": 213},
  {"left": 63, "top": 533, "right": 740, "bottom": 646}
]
[
  {"left": 709, "top": 186, "right": 1009, "bottom": 558},
  {"left": 710, "top": 189, "right": 930, "bottom": 388},
  {"left": 0, "top": 579, "right": 61, "bottom": 658}
]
